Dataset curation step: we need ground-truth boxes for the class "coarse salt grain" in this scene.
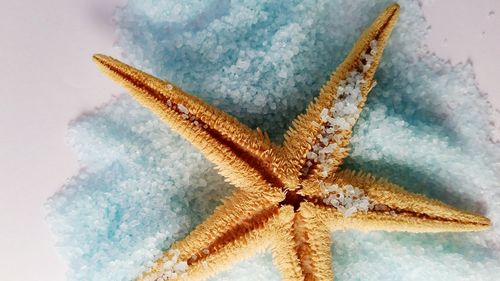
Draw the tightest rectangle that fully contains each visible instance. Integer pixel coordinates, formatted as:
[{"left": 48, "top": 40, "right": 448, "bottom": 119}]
[
  {"left": 151, "top": 249, "right": 189, "bottom": 280},
  {"left": 177, "top": 104, "right": 190, "bottom": 115},
  {"left": 321, "top": 183, "right": 371, "bottom": 217}
]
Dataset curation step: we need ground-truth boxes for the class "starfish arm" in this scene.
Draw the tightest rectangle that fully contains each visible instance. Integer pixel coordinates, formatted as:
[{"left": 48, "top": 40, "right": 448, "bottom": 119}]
[
  {"left": 270, "top": 209, "right": 303, "bottom": 281},
  {"left": 280, "top": 4, "right": 399, "bottom": 190},
  {"left": 93, "top": 55, "right": 284, "bottom": 190},
  {"left": 137, "top": 187, "right": 285, "bottom": 281},
  {"left": 271, "top": 203, "right": 335, "bottom": 281},
  {"left": 316, "top": 169, "right": 490, "bottom": 233}
]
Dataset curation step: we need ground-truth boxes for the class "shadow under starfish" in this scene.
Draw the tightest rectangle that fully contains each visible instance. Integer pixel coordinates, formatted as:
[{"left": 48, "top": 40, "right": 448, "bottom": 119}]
[{"left": 92, "top": 4, "right": 490, "bottom": 281}]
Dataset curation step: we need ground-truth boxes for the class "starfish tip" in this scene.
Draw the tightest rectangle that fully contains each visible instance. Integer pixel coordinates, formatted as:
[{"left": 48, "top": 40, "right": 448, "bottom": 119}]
[
  {"left": 378, "top": 3, "right": 400, "bottom": 31},
  {"left": 388, "top": 2, "right": 400, "bottom": 13},
  {"left": 92, "top": 53, "right": 108, "bottom": 65},
  {"left": 92, "top": 53, "right": 119, "bottom": 77}
]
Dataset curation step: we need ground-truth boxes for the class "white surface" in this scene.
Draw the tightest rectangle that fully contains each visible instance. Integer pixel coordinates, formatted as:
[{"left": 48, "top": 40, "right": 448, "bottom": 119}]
[{"left": 0, "top": 1, "right": 498, "bottom": 280}]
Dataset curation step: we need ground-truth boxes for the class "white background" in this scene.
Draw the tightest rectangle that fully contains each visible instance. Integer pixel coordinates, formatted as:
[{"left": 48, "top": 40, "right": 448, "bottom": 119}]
[{"left": 0, "top": 0, "right": 498, "bottom": 280}]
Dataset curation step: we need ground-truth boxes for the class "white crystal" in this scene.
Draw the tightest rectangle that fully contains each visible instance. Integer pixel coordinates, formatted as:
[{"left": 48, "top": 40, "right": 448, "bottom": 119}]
[
  {"left": 306, "top": 151, "right": 318, "bottom": 160},
  {"left": 177, "top": 104, "right": 190, "bottom": 114},
  {"left": 322, "top": 183, "right": 372, "bottom": 217},
  {"left": 320, "top": 143, "right": 337, "bottom": 154},
  {"left": 163, "top": 260, "right": 174, "bottom": 270},
  {"left": 174, "top": 261, "right": 188, "bottom": 272}
]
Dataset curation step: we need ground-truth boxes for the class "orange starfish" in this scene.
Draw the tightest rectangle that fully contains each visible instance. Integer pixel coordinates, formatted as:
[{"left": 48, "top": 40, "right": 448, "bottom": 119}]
[{"left": 93, "top": 4, "right": 490, "bottom": 281}]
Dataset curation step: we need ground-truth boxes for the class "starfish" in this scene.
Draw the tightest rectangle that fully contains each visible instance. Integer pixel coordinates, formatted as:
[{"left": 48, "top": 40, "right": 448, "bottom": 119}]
[{"left": 92, "top": 4, "right": 490, "bottom": 281}]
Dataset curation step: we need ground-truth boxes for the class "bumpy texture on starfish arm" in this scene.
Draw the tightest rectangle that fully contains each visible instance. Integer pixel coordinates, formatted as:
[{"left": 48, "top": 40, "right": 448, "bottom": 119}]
[
  {"left": 326, "top": 170, "right": 491, "bottom": 232},
  {"left": 280, "top": 3, "right": 399, "bottom": 191},
  {"left": 93, "top": 54, "right": 284, "bottom": 191},
  {"left": 93, "top": 3, "right": 490, "bottom": 281}
]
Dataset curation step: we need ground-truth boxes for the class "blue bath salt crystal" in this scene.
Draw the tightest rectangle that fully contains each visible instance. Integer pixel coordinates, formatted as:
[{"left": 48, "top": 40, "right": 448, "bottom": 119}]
[{"left": 46, "top": 0, "right": 500, "bottom": 280}]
